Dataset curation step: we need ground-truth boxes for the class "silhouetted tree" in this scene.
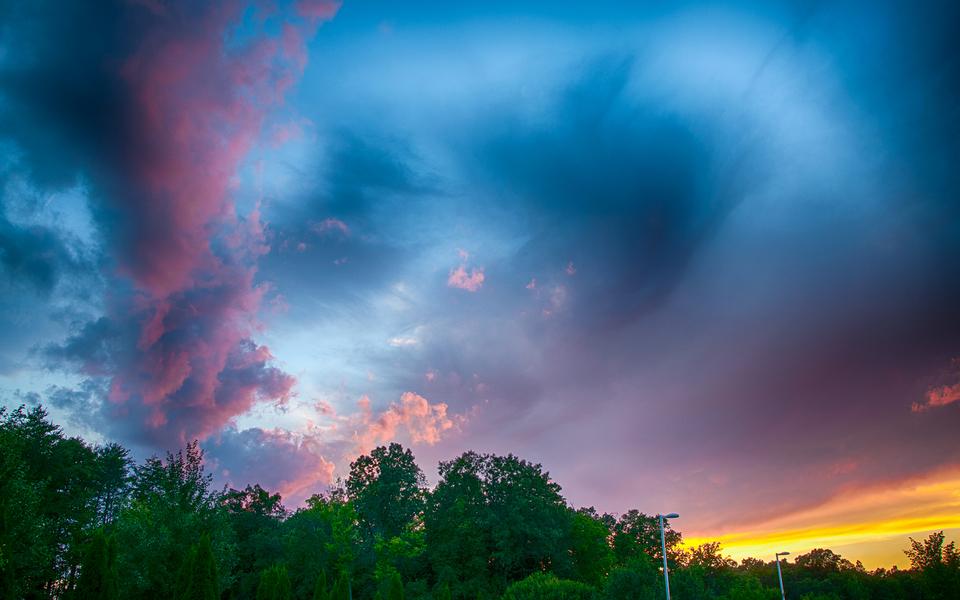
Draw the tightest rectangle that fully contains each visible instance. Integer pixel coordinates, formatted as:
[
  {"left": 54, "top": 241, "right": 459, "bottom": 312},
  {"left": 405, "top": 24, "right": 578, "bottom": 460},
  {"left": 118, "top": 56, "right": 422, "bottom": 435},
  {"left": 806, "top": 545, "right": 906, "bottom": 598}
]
[{"left": 74, "top": 530, "right": 119, "bottom": 600}]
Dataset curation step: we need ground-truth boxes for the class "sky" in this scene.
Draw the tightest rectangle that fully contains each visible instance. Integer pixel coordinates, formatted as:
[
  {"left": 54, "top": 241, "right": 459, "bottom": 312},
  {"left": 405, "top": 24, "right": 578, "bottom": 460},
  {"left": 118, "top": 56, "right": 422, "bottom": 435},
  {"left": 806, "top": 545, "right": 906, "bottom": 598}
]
[{"left": 1, "top": 0, "right": 959, "bottom": 569}]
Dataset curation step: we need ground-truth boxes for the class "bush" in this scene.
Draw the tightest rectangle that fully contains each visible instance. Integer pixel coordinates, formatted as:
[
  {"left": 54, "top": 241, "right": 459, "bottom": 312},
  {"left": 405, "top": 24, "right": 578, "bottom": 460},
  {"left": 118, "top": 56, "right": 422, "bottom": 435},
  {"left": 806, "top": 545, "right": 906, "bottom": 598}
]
[
  {"left": 502, "top": 572, "right": 596, "bottom": 600},
  {"left": 603, "top": 566, "right": 658, "bottom": 600}
]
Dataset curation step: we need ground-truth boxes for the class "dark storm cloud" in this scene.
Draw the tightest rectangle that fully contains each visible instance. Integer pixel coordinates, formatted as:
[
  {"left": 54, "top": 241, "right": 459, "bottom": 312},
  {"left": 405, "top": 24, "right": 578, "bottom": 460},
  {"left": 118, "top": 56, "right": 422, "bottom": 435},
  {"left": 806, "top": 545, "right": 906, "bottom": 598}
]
[
  {"left": 2, "top": 0, "right": 339, "bottom": 450},
  {"left": 259, "top": 131, "right": 432, "bottom": 315},
  {"left": 2, "top": 0, "right": 960, "bottom": 534},
  {"left": 0, "top": 0, "right": 142, "bottom": 188},
  {"left": 457, "top": 55, "right": 748, "bottom": 329},
  {"left": 267, "top": 0, "right": 960, "bottom": 523},
  {"left": 0, "top": 215, "right": 78, "bottom": 295}
]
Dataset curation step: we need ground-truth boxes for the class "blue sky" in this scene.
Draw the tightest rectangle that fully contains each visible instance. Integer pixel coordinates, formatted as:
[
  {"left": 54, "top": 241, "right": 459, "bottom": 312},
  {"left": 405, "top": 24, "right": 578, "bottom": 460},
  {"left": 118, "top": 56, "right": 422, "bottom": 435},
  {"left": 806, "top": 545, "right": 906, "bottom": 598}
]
[{"left": 1, "top": 0, "right": 959, "bottom": 566}]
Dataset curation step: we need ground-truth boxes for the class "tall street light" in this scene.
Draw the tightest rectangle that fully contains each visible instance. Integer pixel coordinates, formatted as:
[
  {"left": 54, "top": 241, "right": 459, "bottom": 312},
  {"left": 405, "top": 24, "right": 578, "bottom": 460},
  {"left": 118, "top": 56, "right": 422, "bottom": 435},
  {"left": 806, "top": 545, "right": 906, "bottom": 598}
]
[
  {"left": 657, "top": 513, "right": 679, "bottom": 600},
  {"left": 775, "top": 551, "right": 790, "bottom": 600}
]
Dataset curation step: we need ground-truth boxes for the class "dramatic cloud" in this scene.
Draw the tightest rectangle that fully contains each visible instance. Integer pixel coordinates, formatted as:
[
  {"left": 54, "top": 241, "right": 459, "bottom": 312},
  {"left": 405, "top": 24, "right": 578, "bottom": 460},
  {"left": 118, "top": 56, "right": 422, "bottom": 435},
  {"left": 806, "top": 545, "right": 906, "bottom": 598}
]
[
  {"left": 207, "top": 390, "right": 466, "bottom": 504},
  {"left": 3, "top": 0, "right": 960, "bottom": 566},
  {"left": 353, "top": 391, "right": 463, "bottom": 453},
  {"left": 2, "top": 0, "right": 338, "bottom": 446}
]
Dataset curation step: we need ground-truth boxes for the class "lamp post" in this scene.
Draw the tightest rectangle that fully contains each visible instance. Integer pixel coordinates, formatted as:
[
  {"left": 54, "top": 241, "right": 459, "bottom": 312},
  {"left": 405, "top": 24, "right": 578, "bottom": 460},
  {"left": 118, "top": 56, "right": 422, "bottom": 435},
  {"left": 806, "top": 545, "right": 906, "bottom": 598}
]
[
  {"left": 775, "top": 551, "right": 790, "bottom": 600},
  {"left": 657, "top": 513, "right": 679, "bottom": 600}
]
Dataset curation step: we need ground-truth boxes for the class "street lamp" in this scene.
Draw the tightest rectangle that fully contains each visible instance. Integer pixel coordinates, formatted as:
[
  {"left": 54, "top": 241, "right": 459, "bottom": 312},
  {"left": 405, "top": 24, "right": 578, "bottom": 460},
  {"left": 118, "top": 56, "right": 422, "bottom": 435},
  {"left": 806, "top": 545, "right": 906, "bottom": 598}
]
[
  {"left": 775, "top": 551, "right": 790, "bottom": 600},
  {"left": 657, "top": 513, "right": 679, "bottom": 600}
]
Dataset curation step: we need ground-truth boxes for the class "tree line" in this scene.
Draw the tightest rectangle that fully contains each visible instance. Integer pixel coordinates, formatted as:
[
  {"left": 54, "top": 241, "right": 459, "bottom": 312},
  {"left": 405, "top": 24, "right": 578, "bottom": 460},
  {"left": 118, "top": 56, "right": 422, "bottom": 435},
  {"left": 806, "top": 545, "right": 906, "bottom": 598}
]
[{"left": 1, "top": 406, "right": 958, "bottom": 599}]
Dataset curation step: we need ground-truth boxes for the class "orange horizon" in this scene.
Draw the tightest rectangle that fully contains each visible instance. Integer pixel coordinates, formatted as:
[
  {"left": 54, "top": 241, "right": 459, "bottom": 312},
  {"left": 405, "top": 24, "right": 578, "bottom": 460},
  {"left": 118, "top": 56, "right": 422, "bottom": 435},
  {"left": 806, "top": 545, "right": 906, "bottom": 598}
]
[{"left": 682, "top": 469, "right": 960, "bottom": 569}]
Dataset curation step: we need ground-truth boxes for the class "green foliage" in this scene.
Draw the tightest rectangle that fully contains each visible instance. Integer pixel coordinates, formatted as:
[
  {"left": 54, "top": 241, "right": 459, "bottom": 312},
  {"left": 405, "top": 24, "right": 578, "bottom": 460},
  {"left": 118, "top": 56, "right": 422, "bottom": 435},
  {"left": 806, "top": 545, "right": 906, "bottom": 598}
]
[
  {"left": 0, "top": 405, "right": 131, "bottom": 597},
  {"left": 501, "top": 572, "right": 596, "bottom": 600},
  {"left": 347, "top": 444, "right": 427, "bottom": 540},
  {"left": 74, "top": 530, "right": 119, "bottom": 600},
  {"left": 331, "top": 571, "right": 352, "bottom": 600},
  {"left": 313, "top": 570, "right": 330, "bottom": 600},
  {"left": 283, "top": 493, "right": 359, "bottom": 599},
  {"left": 602, "top": 562, "right": 659, "bottom": 600},
  {"left": 567, "top": 508, "right": 614, "bottom": 586},
  {"left": 434, "top": 583, "right": 452, "bottom": 600},
  {"left": 114, "top": 443, "right": 235, "bottom": 598},
  {"left": 1, "top": 406, "right": 957, "bottom": 600},
  {"left": 257, "top": 564, "right": 293, "bottom": 600},
  {"left": 176, "top": 534, "right": 220, "bottom": 600},
  {"left": 905, "top": 531, "right": 960, "bottom": 599},
  {"left": 380, "top": 571, "right": 404, "bottom": 600},
  {"left": 611, "top": 510, "right": 682, "bottom": 567},
  {"left": 224, "top": 484, "right": 286, "bottom": 598},
  {"left": 374, "top": 528, "right": 428, "bottom": 589},
  {"left": 425, "top": 452, "right": 571, "bottom": 597},
  {"left": 721, "top": 575, "right": 778, "bottom": 600}
]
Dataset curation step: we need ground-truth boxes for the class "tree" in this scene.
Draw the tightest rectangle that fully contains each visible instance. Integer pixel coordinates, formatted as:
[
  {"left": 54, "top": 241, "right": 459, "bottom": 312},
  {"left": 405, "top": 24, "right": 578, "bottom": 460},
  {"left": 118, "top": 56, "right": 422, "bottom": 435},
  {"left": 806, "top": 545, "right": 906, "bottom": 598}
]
[
  {"left": 347, "top": 444, "right": 427, "bottom": 540},
  {"left": 74, "top": 530, "right": 119, "bottom": 600},
  {"left": 224, "top": 484, "right": 286, "bottom": 598},
  {"left": 611, "top": 510, "right": 682, "bottom": 568},
  {"left": 176, "top": 534, "right": 220, "bottom": 600},
  {"left": 283, "top": 493, "right": 359, "bottom": 600},
  {"left": 795, "top": 548, "right": 854, "bottom": 574},
  {"left": 603, "top": 562, "right": 659, "bottom": 600},
  {"left": 257, "top": 564, "right": 292, "bottom": 600},
  {"left": 0, "top": 405, "right": 113, "bottom": 596},
  {"left": 332, "top": 571, "right": 352, "bottom": 600},
  {"left": 905, "top": 531, "right": 960, "bottom": 599},
  {"left": 113, "top": 442, "right": 235, "bottom": 598},
  {"left": 313, "top": 570, "right": 330, "bottom": 600},
  {"left": 687, "top": 542, "right": 737, "bottom": 571},
  {"left": 91, "top": 443, "right": 132, "bottom": 527},
  {"left": 502, "top": 572, "right": 596, "bottom": 600},
  {"left": 425, "top": 452, "right": 571, "bottom": 597},
  {"left": 721, "top": 575, "right": 778, "bottom": 600},
  {"left": 380, "top": 571, "right": 404, "bottom": 600},
  {"left": 0, "top": 407, "right": 47, "bottom": 599},
  {"left": 433, "top": 583, "right": 452, "bottom": 600},
  {"left": 567, "top": 508, "right": 615, "bottom": 586}
]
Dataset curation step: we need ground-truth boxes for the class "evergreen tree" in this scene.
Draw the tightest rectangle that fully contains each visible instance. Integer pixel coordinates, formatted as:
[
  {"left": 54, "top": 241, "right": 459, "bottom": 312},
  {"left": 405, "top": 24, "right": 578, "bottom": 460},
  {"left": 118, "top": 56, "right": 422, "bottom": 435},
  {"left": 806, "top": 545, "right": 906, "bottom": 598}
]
[
  {"left": 74, "top": 530, "right": 119, "bottom": 600},
  {"left": 176, "top": 534, "right": 219, "bottom": 600},
  {"left": 434, "top": 583, "right": 452, "bottom": 600},
  {"left": 332, "top": 572, "right": 352, "bottom": 600},
  {"left": 383, "top": 572, "right": 404, "bottom": 600},
  {"left": 257, "top": 564, "right": 292, "bottom": 600},
  {"left": 313, "top": 570, "right": 330, "bottom": 600}
]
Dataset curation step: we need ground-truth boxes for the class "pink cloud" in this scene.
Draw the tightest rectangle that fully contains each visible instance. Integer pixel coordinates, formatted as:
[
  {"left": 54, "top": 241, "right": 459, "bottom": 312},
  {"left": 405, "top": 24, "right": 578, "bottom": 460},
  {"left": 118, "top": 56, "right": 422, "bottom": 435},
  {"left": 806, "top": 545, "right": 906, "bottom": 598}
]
[
  {"left": 84, "top": 0, "right": 339, "bottom": 445},
  {"left": 912, "top": 360, "right": 960, "bottom": 413},
  {"left": 353, "top": 392, "right": 464, "bottom": 454},
  {"left": 448, "top": 264, "right": 485, "bottom": 292},
  {"left": 311, "top": 217, "right": 350, "bottom": 237},
  {"left": 565, "top": 260, "right": 577, "bottom": 275},
  {"left": 296, "top": 0, "right": 341, "bottom": 23},
  {"left": 913, "top": 383, "right": 960, "bottom": 412},
  {"left": 207, "top": 390, "right": 470, "bottom": 506},
  {"left": 208, "top": 425, "right": 337, "bottom": 506}
]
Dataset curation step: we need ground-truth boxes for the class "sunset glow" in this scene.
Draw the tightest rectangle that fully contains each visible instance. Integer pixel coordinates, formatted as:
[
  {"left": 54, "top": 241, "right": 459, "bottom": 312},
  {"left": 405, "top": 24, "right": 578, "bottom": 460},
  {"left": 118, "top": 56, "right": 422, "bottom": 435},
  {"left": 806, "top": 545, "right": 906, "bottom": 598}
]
[{"left": 1, "top": 0, "right": 959, "bottom": 582}]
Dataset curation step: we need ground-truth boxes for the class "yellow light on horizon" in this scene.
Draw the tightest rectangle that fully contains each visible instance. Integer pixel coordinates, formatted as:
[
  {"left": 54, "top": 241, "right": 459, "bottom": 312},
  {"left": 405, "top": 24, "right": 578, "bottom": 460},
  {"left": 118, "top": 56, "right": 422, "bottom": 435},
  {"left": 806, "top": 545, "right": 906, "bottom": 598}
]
[{"left": 682, "top": 469, "right": 960, "bottom": 569}]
